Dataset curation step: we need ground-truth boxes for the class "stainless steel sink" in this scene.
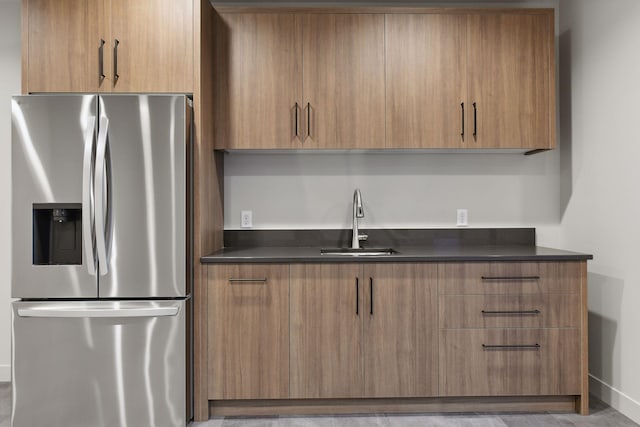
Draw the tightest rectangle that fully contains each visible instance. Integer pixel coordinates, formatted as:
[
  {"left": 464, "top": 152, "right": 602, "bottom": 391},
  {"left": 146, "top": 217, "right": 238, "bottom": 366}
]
[{"left": 320, "top": 248, "right": 395, "bottom": 256}]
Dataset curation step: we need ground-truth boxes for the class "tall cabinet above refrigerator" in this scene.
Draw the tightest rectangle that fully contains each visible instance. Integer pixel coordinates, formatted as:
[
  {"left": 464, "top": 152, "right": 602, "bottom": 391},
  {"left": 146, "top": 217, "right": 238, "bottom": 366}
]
[{"left": 11, "top": 94, "right": 192, "bottom": 427}]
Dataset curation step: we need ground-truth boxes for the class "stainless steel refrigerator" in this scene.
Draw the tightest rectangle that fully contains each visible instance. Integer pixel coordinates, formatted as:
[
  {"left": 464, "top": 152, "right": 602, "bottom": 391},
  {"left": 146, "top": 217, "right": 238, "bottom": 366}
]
[{"left": 11, "top": 94, "right": 192, "bottom": 427}]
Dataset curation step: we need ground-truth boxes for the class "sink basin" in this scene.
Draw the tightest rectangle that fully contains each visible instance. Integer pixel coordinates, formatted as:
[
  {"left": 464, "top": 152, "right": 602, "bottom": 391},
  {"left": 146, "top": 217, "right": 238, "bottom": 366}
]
[{"left": 320, "top": 248, "right": 395, "bottom": 256}]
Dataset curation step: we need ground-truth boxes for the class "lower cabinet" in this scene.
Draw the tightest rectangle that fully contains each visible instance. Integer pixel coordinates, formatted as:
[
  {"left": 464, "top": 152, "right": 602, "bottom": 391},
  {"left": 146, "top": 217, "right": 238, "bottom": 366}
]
[
  {"left": 289, "top": 263, "right": 438, "bottom": 398},
  {"left": 207, "top": 264, "right": 290, "bottom": 399},
  {"left": 207, "top": 260, "right": 587, "bottom": 413}
]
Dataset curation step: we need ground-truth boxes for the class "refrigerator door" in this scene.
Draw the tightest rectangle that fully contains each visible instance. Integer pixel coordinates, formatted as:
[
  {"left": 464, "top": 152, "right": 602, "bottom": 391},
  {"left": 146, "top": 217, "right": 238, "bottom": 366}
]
[
  {"left": 12, "top": 300, "right": 187, "bottom": 427},
  {"left": 11, "top": 95, "right": 99, "bottom": 299},
  {"left": 97, "top": 95, "right": 188, "bottom": 298}
]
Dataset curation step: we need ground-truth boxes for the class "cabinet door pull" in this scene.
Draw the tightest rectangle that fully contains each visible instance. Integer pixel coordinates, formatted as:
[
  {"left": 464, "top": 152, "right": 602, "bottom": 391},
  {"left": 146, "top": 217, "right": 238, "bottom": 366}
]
[
  {"left": 307, "top": 102, "right": 311, "bottom": 138},
  {"left": 460, "top": 102, "right": 465, "bottom": 138},
  {"left": 481, "top": 309, "right": 540, "bottom": 316},
  {"left": 472, "top": 102, "right": 477, "bottom": 137},
  {"left": 99, "top": 39, "right": 106, "bottom": 80},
  {"left": 482, "top": 344, "right": 540, "bottom": 350},
  {"left": 294, "top": 102, "right": 299, "bottom": 137},
  {"left": 355, "top": 278, "right": 359, "bottom": 315},
  {"left": 113, "top": 39, "right": 120, "bottom": 81},
  {"left": 481, "top": 276, "right": 540, "bottom": 281},
  {"left": 228, "top": 277, "right": 267, "bottom": 284},
  {"left": 369, "top": 277, "right": 373, "bottom": 315}
]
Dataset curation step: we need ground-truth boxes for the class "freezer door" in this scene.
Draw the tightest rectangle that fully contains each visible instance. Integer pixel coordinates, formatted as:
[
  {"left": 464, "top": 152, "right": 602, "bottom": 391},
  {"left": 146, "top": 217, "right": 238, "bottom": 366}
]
[
  {"left": 11, "top": 95, "right": 98, "bottom": 298},
  {"left": 97, "top": 95, "right": 188, "bottom": 298},
  {"left": 12, "top": 300, "right": 187, "bottom": 427}
]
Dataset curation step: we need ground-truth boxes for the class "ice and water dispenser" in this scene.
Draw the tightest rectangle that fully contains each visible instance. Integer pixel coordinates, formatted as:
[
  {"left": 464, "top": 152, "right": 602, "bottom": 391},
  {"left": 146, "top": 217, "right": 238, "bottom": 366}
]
[{"left": 32, "top": 203, "right": 82, "bottom": 265}]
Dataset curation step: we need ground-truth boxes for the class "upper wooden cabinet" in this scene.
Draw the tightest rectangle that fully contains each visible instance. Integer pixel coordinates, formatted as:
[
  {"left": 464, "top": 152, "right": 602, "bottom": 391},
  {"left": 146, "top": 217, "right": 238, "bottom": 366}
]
[
  {"left": 385, "top": 14, "right": 468, "bottom": 149},
  {"left": 302, "top": 14, "right": 385, "bottom": 149},
  {"left": 386, "top": 10, "right": 555, "bottom": 150},
  {"left": 23, "top": 0, "right": 193, "bottom": 93},
  {"left": 214, "top": 13, "right": 302, "bottom": 149},
  {"left": 214, "top": 11, "right": 385, "bottom": 150}
]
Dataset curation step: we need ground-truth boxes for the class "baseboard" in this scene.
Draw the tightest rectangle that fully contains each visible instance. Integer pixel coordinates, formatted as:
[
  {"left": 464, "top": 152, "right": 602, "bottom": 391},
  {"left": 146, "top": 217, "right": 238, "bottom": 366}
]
[
  {"left": 0, "top": 364, "right": 10, "bottom": 382},
  {"left": 590, "top": 374, "right": 640, "bottom": 424}
]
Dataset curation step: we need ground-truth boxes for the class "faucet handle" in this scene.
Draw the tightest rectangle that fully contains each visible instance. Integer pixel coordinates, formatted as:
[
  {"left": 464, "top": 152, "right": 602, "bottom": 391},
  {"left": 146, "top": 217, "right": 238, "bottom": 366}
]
[{"left": 359, "top": 233, "right": 368, "bottom": 241}]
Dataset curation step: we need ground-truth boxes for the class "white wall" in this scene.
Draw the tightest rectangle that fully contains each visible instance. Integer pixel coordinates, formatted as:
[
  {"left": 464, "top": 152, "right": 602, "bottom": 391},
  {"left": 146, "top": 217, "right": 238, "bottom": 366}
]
[
  {"left": 224, "top": 152, "right": 564, "bottom": 244},
  {"left": 0, "top": 0, "right": 20, "bottom": 382},
  {"left": 559, "top": 0, "right": 640, "bottom": 422}
]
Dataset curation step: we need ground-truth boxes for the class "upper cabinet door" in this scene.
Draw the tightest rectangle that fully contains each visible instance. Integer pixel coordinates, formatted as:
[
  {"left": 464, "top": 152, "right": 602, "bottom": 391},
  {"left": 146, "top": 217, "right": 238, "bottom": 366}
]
[
  {"left": 385, "top": 14, "right": 467, "bottom": 149},
  {"left": 467, "top": 12, "right": 555, "bottom": 149},
  {"left": 214, "top": 13, "right": 303, "bottom": 149},
  {"left": 302, "top": 14, "right": 385, "bottom": 149},
  {"left": 109, "top": 0, "right": 193, "bottom": 93},
  {"left": 25, "top": 0, "right": 100, "bottom": 93}
]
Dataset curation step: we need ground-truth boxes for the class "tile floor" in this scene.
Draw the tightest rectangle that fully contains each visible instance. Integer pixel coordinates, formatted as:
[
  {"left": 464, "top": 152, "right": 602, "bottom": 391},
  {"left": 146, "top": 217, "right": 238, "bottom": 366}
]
[{"left": 0, "top": 382, "right": 637, "bottom": 426}]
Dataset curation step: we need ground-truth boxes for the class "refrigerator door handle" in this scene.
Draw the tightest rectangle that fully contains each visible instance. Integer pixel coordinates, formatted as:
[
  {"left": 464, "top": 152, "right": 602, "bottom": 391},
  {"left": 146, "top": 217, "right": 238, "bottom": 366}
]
[
  {"left": 17, "top": 305, "right": 179, "bottom": 318},
  {"left": 95, "top": 116, "right": 110, "bottom": 276},
  {"left": 82, "top": 115, "right": 97, "bottom": 276}
]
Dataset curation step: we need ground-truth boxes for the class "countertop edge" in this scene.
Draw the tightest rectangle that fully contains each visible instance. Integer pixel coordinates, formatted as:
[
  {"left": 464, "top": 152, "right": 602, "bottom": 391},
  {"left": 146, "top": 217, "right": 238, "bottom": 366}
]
[{"left": 200, "top": 246, "right": 594, "bottom": 264}]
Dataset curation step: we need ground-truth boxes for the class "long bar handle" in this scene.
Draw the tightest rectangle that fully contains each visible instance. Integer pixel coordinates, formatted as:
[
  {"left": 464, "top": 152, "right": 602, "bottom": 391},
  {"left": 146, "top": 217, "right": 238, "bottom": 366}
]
[
  {"left": 369, "top": 277, "right": 373, "bottom": 315},
  {"left": 482, "top": 344, "right": 540, "bottom": 350},
  {"left": 307, "top": 102, "right": 311, "bottom": 138},
  {"left": 94, "top": 116, "right": 110, "bottom": 276},
  {"left": 82, "top": 115, "right": 97, "bottom": 276},
  {"left": 99, "top": 39, "right": 106, "bottom": 79},
  {"left": 482, "top": 309, "right": 541, "bottom": 315},
  {"left": 113, "top": 39, "right": 120, "bottom": 81},
  {"left": 460, "top": 102, "right": 464, "bottom": 138},
  {"left": 18, "top": 306, "right": 179, "bottom": 318},
  {"left": 355, "top": 278, "right": 359, "bottom": 315},
  {"left": 472, "top": 102, "right": 477, "bottom": 137},
  {"left": 294, "top": 102, "right": 299, "bottom": 137},
  {"left": 481, "top": 276, "right": 540, "bottom": 281},
  {"left": 228, "top": 278, "right": 267, "bottom": 283}
]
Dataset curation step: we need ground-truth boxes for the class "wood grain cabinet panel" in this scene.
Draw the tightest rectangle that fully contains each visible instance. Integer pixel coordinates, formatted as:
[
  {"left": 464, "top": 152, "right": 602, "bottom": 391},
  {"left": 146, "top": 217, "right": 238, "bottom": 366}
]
[
  {"left": 440, "top": 328, "right": 581, "bottom": 396},
  {"left": 207, "top": 264, "right": 290, "bottom": 399},
  {"left": 25, "top": 0, "right": 99, "bottom": 92},
  {"left": 467, "top": 12, "right": 554, "bottom": 149},
  {"left": 438, "top": 262, "right": 582, "bottom": 295},
  {"left": 290, "top": 264, "right": 364, "bottom": 398},
  {"left": 385, "top": 14, "right": 467, "bottom": 148},
  {"left": 302, "top": 14, "right": 385, "bottom": 149},
  {"left": 24, "top": 0, "right": 193, "bottom": 93},
  {"left": 439, "top": 293, "right": 581, "bottom": 329},
  {"left": 363, "top": 264, "right": 437, "bottom": 397},
  {"left": 109, "top": 0, "right": 193, "bottom": 92},
  {"left": 214, "top": 13, "right": 302, "bottom": 149}
]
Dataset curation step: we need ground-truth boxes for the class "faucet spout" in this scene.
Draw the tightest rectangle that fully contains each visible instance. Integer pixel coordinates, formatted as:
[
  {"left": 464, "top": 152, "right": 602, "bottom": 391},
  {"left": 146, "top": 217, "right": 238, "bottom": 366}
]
[{"left": 352, "top": 189, "right": 367, "bottom": 249}]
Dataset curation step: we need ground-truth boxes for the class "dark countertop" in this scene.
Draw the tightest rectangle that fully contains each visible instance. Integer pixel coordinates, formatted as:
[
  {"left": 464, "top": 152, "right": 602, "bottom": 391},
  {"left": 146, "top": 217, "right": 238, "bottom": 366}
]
[
  {"left": 201, "top": 228, "right": 593, "bottom": 263},
  {"left": 201, "top": 245, "right": 593, "bottom": 263}
]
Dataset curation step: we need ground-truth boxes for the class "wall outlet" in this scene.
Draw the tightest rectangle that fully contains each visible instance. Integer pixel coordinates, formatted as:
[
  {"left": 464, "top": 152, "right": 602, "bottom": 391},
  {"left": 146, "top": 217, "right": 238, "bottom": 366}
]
[
  {"left": 240, "top": 210, "right": 253, "bottom": 228},
  {"left": 456, "top": 209, "right": 468, "bottom": 227}
]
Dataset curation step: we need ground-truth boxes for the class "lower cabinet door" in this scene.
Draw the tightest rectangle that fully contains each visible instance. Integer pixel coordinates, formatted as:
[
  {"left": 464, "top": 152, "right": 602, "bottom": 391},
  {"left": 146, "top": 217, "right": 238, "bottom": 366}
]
[
  {"left": 208, "top": 264, "right": 290, "bottom": 399},
  {"left": 363, "top": 263, "right": 438, "bottom": 397},
  {"left": 440, "top": 328, "right": 581, "bottom": 396},
  {"left": 290, "top": 264, "right": 364, "bottom": 398}
]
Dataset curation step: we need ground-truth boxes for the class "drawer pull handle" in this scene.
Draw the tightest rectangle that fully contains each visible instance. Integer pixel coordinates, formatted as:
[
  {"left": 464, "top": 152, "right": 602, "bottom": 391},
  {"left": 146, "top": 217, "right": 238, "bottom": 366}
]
[
  {"left": 228, "top": 278, "right": 267, "bottom": 284},
  {"left": 481, "top": 309, "right": 541, "bottom": 316},
  {"left": 482, "top": 344, "right": 540, "bottom": 350},
  {"left": 481, "top": 276, "right": 541, "bottom": 281}
]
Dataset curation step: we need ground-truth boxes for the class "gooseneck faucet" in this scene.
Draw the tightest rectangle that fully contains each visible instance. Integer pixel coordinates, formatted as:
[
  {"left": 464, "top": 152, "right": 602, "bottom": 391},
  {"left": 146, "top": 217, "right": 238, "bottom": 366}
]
[{"left": 352, "top": 189, "right": 368, "bottom": 249}]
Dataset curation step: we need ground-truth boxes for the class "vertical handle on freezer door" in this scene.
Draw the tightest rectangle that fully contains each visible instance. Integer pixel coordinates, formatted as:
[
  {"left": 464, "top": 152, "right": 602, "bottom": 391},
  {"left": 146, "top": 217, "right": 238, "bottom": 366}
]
[
  {"left": 82, "top": 116, "right": 97, "bottom": 276},
  {"left": 95, "top": 116, "right": 110, "bottom": 276}
]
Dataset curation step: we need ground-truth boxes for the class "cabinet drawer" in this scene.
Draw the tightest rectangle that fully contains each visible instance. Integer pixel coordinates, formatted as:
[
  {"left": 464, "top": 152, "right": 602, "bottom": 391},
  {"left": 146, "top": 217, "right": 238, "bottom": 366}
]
[
  {"left": 440, "top": 328, "right": 581, "bottom": 396},
  {"left": 439, "top": 293, "right": 580, "bottom": 329},
  {"left": 438, "top": 262, "right": 583, "bottom": 295}
]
